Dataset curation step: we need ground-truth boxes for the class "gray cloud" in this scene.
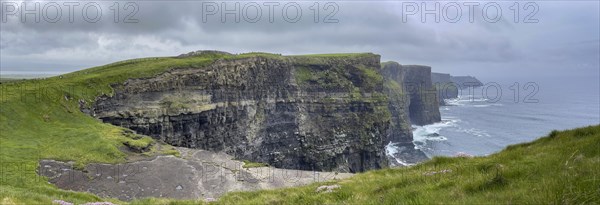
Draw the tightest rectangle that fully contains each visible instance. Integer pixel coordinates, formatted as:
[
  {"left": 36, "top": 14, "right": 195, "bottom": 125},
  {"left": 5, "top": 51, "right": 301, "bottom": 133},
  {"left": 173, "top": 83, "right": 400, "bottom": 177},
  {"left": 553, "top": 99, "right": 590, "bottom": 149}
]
[{"left": 0, "top": 0, "right": 598, "bottom": 79}]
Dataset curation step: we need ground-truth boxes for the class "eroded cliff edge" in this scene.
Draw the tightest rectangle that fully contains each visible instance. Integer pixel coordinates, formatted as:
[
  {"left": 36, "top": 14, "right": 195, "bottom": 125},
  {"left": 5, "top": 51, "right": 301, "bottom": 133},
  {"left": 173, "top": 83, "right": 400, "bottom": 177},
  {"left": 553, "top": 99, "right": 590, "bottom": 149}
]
[
  {"left": 431, "top": 72, "right": 483, "bottom": 105},
  {"left": 382, "top": 62, "right": 441, "bottom": 126},
  {"left": 89, "top": 53, "right": 436, "bottom": 173}
]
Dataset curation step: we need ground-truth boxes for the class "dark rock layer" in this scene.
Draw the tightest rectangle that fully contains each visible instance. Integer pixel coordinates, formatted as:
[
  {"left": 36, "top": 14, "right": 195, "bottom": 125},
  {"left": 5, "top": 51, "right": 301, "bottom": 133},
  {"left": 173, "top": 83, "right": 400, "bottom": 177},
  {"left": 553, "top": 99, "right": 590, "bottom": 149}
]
[
  {"left": 382, "top": 62, "right": 441, "bottom": 126},
  {"left": 89, "top": 53, "right": 436, "bottom": 173}
]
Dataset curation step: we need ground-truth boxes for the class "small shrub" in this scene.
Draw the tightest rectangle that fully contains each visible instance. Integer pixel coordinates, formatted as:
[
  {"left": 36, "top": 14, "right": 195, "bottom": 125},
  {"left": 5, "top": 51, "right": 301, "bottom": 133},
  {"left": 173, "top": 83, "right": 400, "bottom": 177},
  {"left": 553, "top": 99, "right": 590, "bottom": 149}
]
[
  {"left": 548, "top": 130, "right": 559, "bottom": 138},
  {"left": 242, "top": 160, "right": 269, "bottom": 168}
]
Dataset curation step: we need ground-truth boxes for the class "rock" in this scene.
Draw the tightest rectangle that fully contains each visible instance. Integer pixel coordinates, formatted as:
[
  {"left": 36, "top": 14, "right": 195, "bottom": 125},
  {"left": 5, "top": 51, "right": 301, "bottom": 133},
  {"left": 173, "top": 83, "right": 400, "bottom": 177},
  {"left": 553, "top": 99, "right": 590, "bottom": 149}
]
[
  {"left": 431, "top": 73, "right": 483, "bottom": 105},
  {"left": 381, "top": 62, "right": 441, "bottom": 126},
  {"left": 87, "top": 53, "right": 436, "bottom": 173},
  {"left": 454, "top": 152, "right": 473, "bottom": 158},
  {"left": 426, "top": 133, "right": 440, "bottom": 137},
  {"left": 451, "top": 76, "right": 483, "bottom": 87},
  {"left": 81, "top": 202, "right": 117, "bottom": 205},
  {"left": 380, "top": 62, "right": 439, "bottom": 166},
  {"left": 431, "top": 72, "right": 458, "bottom": 105},
  {"left": 90, "top": 54, "right": 391, "bottom": 173},
  {"left": 38, "top": 149, "right": 354, "bottom": 201},
  {"left": 52, "top": 200, "right": 74, "bottom": 205},
  {"left": 316, "top": 184, "right": 341, "bottom": 193}
]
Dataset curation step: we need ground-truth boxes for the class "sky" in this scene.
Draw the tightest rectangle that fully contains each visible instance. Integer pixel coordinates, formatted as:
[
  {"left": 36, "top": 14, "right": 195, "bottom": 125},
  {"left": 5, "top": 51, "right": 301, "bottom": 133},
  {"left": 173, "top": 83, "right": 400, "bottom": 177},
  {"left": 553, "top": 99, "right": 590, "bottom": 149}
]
[{"left": 0, "top": 0, "right": 599, "bottom": 79}]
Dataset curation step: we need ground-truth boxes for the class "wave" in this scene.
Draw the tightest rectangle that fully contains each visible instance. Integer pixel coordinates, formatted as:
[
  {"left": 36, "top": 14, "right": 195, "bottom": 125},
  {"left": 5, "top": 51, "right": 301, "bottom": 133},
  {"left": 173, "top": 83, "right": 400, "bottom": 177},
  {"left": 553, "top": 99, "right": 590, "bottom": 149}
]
[
  {"left": 458, "top": 127, "right": 491, "bottom": 138},
  {"left": 412, "top": 119, "right": 458, "bottom": 150},
  {"left": 444, "top": 96, "right": 502, "bottom": 107},
  {"left": 472, "top": 104, "right": 503, "bottom": 108},
  {"left": 385, "top": 142, "right": 415, "bottom": 166}
]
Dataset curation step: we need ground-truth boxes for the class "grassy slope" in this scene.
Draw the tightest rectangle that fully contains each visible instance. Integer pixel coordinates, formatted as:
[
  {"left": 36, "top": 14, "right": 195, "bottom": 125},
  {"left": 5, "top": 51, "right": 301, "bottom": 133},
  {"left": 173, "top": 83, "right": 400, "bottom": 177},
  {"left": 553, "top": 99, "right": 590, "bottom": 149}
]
[
  {"left": 0, "top": 78, "right": 19, "bottom": 83},
  {"left": 0, "top": 55, "right": 226, "bottom": 204},
  {"left": 131, "top": 125, "right": 600, "bottom": 204},
  {"left": 209, "top": 126, "right": 600, "bottom": 204},
  {"left": 0, "top": 52, "right": 376, "bottom": 204}
]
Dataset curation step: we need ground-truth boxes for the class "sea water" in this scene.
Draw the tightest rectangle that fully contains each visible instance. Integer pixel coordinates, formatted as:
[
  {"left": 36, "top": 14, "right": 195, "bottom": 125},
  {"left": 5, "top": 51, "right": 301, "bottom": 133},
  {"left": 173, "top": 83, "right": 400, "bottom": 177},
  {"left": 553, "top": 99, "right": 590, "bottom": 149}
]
[{"left": 392, "top": 76, "right": 600, "bottom": 160}]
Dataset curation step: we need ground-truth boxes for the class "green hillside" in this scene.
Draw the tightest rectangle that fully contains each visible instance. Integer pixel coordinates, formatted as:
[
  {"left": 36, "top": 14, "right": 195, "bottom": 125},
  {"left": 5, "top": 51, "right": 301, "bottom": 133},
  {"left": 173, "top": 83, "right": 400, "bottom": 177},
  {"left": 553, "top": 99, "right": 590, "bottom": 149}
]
[{"left": 0, "top": 52, "right": 377, "bottom": 204}]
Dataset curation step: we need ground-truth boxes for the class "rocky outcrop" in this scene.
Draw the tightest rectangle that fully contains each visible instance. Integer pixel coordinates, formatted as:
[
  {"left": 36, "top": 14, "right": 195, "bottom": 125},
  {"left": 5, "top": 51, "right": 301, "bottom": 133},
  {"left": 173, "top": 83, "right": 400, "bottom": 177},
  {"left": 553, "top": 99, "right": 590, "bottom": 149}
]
[
  {"left": 451, "top": 76, "right": 483, "bottom": 87},
  {"left": 88, "top": 52, "right": 439, "bottom": 173},
  {"left": 91, "top": 53, "right": 397, "bottom": 173},
  {"left": 431, "top": 73, "right": 458, "bottom": 105},
  {"left": 38, "top": 147, "right": 353, "bottom": 201},
  {"left": 431, "top": 73, "right": 483, "bottom": 105},
  {"left": 379, "top": 62, "right": 436, "bottom": 165},
  {"left": 382, "top": 62, "right": 441, "bottom": 126}
]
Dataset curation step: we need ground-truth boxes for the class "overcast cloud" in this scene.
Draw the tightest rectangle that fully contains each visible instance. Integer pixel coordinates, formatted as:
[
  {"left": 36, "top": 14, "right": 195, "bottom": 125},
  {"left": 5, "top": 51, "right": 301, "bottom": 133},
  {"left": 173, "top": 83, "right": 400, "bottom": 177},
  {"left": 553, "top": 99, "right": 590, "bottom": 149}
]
[{"left": 0, "top": 0, "right": 598, "bottom": 78}]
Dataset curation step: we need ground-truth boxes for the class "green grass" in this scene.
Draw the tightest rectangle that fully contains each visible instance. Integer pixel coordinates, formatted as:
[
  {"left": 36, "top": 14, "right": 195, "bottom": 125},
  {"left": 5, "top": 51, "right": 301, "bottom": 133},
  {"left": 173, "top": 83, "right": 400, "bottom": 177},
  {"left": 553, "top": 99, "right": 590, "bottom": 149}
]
[
  {"left": 0, "top": 78, "right": 20, "bottom": 83},
  {"left": 288, "top": 53, "right": 375, "bottom": 58},
  {"left": 212, "top": 125, "right": 600, "bottom": 204},
  {"left": 0, "top": 54, "right": 225, "bottom": 204},
  {"left": 242, "top": 160, "right": 269, "bottom": 169}
]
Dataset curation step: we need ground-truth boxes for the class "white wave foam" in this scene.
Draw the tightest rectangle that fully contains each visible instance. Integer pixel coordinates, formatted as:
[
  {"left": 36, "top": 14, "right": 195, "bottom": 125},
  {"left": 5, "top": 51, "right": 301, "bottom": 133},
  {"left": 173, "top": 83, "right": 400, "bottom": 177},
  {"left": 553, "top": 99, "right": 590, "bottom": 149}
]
[
  {"left": 385, "top": 142, "right": 415, "bottom": 166},
  {"left": 411, "top": 119, "right": 457, "bottom": 150},
  {"left": 459, "top": 128, "right": 491, "bottom": 138},
  {"left": 458, "top": 98, "right": 488, "bottom": 102},
  {"left": 444, "top": 99, "right": 462, "bottom": 106},
  {"left": 445, "top": 96, "right": 502, "bottom": 107}
]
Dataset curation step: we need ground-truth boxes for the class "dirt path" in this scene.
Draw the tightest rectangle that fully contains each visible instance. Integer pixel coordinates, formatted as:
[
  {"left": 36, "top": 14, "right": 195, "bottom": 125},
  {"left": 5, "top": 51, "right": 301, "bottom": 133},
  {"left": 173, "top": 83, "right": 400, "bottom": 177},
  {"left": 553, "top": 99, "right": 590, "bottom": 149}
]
[{"left": 38, "top": 147, "right": 353, "bottom": 201}]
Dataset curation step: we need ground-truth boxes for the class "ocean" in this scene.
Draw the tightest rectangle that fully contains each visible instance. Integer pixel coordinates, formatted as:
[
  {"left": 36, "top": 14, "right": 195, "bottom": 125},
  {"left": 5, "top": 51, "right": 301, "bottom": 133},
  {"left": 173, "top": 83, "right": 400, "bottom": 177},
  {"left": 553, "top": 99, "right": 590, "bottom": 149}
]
[{"left": 406, "top": 76, "right": 600, "bottom": 159}]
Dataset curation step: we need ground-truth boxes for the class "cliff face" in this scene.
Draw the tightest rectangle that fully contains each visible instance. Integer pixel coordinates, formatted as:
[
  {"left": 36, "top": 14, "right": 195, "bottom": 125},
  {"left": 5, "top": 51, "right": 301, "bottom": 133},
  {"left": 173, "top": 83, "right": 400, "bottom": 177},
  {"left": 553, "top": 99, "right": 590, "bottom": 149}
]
[
  {"left": 431, "top": 73, "right": 483, "bottom": 105},
  {"left": 380, "top": 62, "right": 430, "bottom": 165},
  {"left": 431, "top": 72, "right": 459, "bottom": 105},
  {"left": 92, "top": 54, "right": 395, "bottom": 173},
  {"left": 451, "top": 76, "right": 483, "bottom": 87},
  {"left": 88, "top": 53, "right": 438, "bottom": 172},
  {"left": 380, "top": 62, "right": 412, "bottom": 144},
  {"left": 382, "top": 62, "right": 441, "bottom": 126}
]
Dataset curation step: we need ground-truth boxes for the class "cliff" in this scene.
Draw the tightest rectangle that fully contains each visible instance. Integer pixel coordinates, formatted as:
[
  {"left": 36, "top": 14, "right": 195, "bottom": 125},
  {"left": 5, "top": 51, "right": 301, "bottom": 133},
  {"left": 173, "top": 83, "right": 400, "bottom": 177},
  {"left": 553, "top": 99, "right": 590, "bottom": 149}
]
[
  {"left": 86, "top": 52, "right": 439, "bottom": 173},
  {"left": 91, "top": 53, "right": 396, "bottom": 173},
  {"left": 431, "top": 73, "right": 483, "bottom": 105},
  {"left": 382, "top": 62, "right": 441, "bottom": 126},
  {"left": 380, "top": 62, "right": 431, "bottom": 165},
  {"left": 431, "top": 72, "right": 459, "bottom": 105},
  {"left": 452, "top": 76, "right": 483, "bottom": 87}
]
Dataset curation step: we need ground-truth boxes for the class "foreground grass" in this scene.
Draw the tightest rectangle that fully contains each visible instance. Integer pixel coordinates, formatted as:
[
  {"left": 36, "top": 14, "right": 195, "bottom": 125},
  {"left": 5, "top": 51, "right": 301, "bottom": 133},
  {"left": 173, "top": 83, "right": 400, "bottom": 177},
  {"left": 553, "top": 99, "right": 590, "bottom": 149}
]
[
  {"left": 212, "top": 126, "right": 600, "bottom": 204},
  {"left": 0, "top": 55, "right": 224, "bottom": 204},
  {"left": 0, "top": 78, "right": 19, "bottom": 83}
]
